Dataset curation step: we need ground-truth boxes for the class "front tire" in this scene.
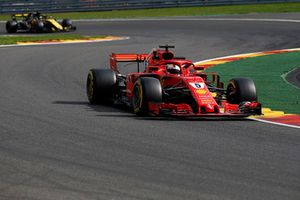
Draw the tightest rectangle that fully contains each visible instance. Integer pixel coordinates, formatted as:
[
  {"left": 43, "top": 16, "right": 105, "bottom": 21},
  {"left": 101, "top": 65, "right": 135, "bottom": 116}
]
[
  {"left": 132, "top": 77, "right": 162, "bottom": 116},
  {"left": 62, "top": 19, "right": 75, "bottom": 30},
  {"left": 86, "top": 69, "right": 117, "bottom": 104},
  {"left": 226, "top": 77, "right": 257, "bottom": 104},
  {"left": 62, "top": 19, "right": 72, "bottom": 27}
]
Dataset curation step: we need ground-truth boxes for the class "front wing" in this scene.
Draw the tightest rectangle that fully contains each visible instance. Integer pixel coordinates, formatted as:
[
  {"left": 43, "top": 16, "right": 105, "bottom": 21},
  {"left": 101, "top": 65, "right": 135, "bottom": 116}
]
[{"left": 147, "top": 102, "right": 261, "bottom": 118}]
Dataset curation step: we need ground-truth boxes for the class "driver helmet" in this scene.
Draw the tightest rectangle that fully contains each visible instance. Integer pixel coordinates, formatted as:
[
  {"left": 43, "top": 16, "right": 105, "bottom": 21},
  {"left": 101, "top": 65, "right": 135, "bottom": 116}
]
[{"left": 166, "top": 64, "right": 181, "bottom": 74}]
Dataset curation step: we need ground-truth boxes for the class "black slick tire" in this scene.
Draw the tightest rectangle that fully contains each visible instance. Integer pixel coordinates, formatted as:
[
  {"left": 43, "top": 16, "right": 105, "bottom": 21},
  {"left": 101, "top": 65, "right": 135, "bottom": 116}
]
[
  {"left": 132, "top": 77, "right": 162, "bottom": 116},
  {"left": 61, "top": 19, "right": 74, "bottom": 31},
  {"left": 226, "top": 77, "right": 257, "bottom": 104},
  {"left": 36, "top": 20, "right": 44, "bottom": 33},
  {"left": 6, "top": 20, "right": 17, "bottom": 33},
  {"left": 86, "top": 69, "right": 117, "bottom": 104}
]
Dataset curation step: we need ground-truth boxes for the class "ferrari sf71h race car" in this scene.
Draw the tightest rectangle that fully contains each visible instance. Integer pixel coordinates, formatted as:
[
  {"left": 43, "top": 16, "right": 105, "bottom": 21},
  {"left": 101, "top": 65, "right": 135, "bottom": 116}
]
[
  {"left": 6, "top": 12, "right": 76, "bottom": 33},
  {"left": 86, "top": 45, "right": 262, "bottom": 118}
]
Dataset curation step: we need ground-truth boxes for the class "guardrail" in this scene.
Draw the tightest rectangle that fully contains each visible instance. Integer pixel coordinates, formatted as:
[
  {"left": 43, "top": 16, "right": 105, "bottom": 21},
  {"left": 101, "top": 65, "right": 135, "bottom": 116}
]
[{"left": 1, "top": 0, "right": 299, "bottom": 14}]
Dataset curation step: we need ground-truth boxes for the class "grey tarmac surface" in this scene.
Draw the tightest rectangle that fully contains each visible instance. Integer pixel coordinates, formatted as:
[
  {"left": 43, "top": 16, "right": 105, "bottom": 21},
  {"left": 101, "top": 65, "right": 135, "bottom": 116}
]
[
  {"left": 286, "top": 67, "right": 300, "bottom": 88},
  {"left": 0, "top": 14, "right": 300, "bottom": 200}
]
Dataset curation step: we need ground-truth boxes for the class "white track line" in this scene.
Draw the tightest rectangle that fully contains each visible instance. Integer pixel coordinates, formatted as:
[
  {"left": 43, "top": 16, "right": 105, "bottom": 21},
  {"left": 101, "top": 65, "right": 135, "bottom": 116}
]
[
  {"left": 281, "top": 67, "right": 300, "bottom": 90},
  {"left": 194, "top": 48, "right": 300, "bottom": 65},
  {"left": 252, "top": 118, "right": 300, "bottom": 129}
]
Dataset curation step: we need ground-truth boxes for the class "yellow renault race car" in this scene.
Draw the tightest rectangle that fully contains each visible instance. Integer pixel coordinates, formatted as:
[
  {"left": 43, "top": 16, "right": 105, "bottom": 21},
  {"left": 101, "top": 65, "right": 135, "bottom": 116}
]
[{"left": 6, "top": 12, "right": 76, "bottom": 33}]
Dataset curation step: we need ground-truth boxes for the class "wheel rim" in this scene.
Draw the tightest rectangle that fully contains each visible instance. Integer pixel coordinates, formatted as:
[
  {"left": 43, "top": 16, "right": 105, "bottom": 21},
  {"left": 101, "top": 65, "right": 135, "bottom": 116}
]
[
  {"left": 87, "top": 73, "right": 94, "bottom": 101},
  {"left": 132, "top": 84, "right": 142, "bottom": 113},
  {"left": 227, "top": 83, "right": 237, "bottom": 103}
]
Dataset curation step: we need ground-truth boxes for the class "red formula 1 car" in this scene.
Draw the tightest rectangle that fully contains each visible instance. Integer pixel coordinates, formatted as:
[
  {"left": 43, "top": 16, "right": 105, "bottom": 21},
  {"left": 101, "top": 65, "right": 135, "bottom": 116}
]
[{"left": 86, "top": 45, "right": 261, "bottom": 117}]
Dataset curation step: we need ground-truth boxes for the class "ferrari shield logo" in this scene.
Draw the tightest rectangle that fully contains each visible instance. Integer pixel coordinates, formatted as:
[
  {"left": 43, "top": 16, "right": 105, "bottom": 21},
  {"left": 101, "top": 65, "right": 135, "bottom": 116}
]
[{"left": 189, "top": 82, "right": 205, "bottom": 89}]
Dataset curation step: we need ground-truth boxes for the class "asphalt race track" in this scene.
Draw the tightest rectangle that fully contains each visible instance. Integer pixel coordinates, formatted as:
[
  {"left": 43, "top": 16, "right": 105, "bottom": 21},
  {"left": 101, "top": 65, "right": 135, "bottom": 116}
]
[
  {"left": 287, "top": 67, "right": 300, "bottom": 88},
  {"left": 0, "top": 13, "right": 300, "bottom": 200}
]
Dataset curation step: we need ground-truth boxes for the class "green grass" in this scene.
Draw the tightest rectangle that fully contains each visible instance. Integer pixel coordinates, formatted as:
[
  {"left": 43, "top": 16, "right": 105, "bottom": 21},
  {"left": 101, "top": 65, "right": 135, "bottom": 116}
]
[
  {"left": 204, "top": 52, "right": 300, "bottom": 115},
  {"left": 1, "top": 3, "right": 300, "bottom": 20},
  {"left": 0, "top": 34, "right": 106, "bottom": 45}
]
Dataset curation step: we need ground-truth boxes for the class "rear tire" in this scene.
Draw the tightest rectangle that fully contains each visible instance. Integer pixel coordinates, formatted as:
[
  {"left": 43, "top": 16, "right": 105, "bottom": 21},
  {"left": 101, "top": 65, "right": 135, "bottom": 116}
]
[
  {"left": 6, "top": 20, "right": 17, "bottom": 33},
  {"left": 132, "top": 77, "right": 162, "bottom": 116},
  {"left": 86, "top": 69, "right": 117, "bottom": 104},
  {"left": 226, "top": 77, "right": 257, "bottom": 104},
  {"left": 36, "top": 20, "right": 44, "bottom": 33}
]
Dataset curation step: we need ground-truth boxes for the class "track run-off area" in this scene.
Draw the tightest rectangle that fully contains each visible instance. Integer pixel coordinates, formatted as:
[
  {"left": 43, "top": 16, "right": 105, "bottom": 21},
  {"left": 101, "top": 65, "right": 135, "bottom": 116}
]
[
  {"left": 194, "top": 48, "right": 300, "bottom": 128},
  {"left": 0, "top": 14, "right": 299, "bottom": 200}
]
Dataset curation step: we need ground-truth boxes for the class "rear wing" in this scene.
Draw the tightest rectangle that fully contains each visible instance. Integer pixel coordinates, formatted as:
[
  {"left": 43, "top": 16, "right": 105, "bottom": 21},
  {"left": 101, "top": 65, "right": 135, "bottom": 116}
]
[
  {"left": 13, "top": 13, "right": 29, "bottom": 17},
  {"left": 12, "top": 13, "right": 50, "bottom": 20},
  {"left": 12, "top": 13, "right": 29, "bottom": 19},
  {"left": 110, "top": 53, "right": 148, "bottom": 73}
]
